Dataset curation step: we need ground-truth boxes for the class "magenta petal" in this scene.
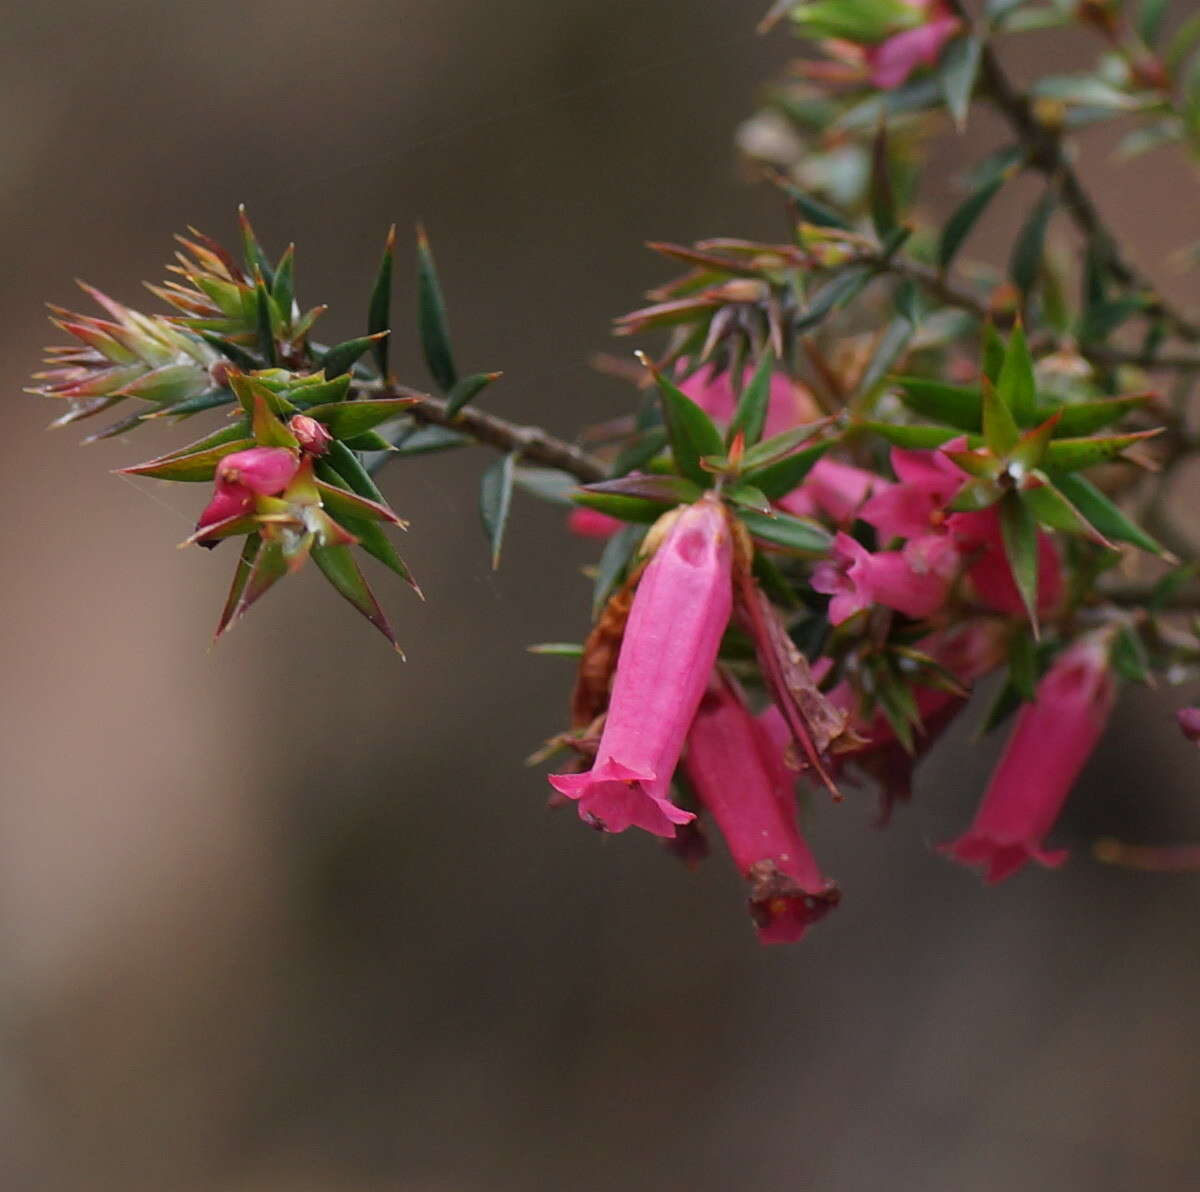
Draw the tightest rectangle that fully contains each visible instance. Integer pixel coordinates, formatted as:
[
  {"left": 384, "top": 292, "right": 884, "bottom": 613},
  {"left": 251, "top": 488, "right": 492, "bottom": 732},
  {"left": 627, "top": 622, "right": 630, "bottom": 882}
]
[
  {"left": 195, "top": 481, "right": 253, "bottom": 539},
  {"left": 567, "top": 507, "right": 623, "bottom": 540},
  {"left": 548, "top": 760, "right": 691, "bottom": 836},
  {"left": 867, "top": 16, "right": 960, "bottom": 89}
]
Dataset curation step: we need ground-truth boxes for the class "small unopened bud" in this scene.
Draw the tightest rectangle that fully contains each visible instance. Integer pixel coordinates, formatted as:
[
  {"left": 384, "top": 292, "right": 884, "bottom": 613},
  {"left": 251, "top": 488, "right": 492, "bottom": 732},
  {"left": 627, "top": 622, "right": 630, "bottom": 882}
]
[
  {"left": 209, "top": 359, "right": 235, "bottom": 389},
  {"left": 289, "top": 414, "right": 333, "bottom": 456},
  {"left": 1176, "top": 707, "right": 1200, "bottom": 744}
]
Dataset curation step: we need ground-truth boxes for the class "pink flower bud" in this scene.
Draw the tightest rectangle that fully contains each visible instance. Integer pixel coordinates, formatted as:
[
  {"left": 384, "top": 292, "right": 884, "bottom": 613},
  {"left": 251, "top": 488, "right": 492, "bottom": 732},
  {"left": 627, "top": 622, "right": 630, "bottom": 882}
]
[
  {"left": 216, "top": 446, "right": 300, "bottom": 495},
  {"left": 194, "top": 481, "right": 253, "bottom": 547},
  {"left": 1177, "top": 707, "right": 1200, "bottom": 744},
  {"left": 549, "top": 499, "right": 733, "bottom": 836},
  {"left": 941, "top": 635, "right": 1116, "bottom": 882},
  {"left": 567, "top": 507, "right": 624, "bottom": 540},
  {"left": 289, "top": 414, "right": 334, "bottom": 456},
  {"left": 685, "top": 674, "right": 839, "bottom": 944},
  {"left": 811, "top": 532, "right": 950, "bottom": 625}
]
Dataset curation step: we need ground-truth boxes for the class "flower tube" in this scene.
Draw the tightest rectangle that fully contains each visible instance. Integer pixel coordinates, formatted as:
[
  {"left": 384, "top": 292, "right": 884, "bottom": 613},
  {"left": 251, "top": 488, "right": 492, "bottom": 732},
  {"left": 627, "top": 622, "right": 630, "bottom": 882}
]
[
  {"left": 549, "top": 498, "right": 733, "bottom": 836},
  {"left": 685, "top": 673, "right": 839, "bottom": 943},
  {"left": 942, "top": 634, "right": 1116, "bottom": 882}
]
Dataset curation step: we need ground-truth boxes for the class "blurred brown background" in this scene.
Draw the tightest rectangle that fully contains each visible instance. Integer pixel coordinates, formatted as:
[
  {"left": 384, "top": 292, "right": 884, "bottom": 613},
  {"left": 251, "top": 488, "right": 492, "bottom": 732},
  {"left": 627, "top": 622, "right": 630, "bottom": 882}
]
[{"left": 2, "top": 2, "right": 1200, "bottom": 1189}]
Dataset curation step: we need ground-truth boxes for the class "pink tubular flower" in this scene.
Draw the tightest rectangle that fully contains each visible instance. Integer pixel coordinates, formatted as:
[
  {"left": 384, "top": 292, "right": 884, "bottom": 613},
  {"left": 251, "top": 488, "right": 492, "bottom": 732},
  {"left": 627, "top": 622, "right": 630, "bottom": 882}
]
[
  {"left": 942, "top": 634, "right": 1116, "bottom": 883},
  {"left": 950, "top": 507, "right": 1064, "bottom": 618},
  {"left": 195, "top": 446, "right": 300, "bottom": 547},
  {"left": 777, "top": 456, "right": 891, "bottom": 524},
  {"left": 860, "top": 441, "right": 966, "bottom": 542},
  {"left": 812, "top": 532, "right": 950, "bottom": 624},
  {"left": 548, "top": 498, "right": 733, "bottom": 836},
  {"left": 866, "top": 5, "right": 960, "bottom": 89},
  {"left": 685, "top": 674, "right": 839, "bottom": 943}
]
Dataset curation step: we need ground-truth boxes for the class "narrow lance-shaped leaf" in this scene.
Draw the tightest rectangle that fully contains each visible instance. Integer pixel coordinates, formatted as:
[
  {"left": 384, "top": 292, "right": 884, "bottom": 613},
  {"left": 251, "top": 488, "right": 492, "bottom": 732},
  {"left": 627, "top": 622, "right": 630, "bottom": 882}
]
[
  {"left": 982, "top": 377, "right": 1020, "bottom": 455},
  {"left": 254, "top": 280, "right": 278, "bottom": 367},
  {"left": 579, "top": 474, "right": 702, "bottom": 506},
  {"left": 445, "top": 370, "right": 503, "bottom": 419},
  {"left": 239, "top": 206, "right": 274, "bottom": 288},
  {"left": 744, "top": 441, "right": 831, "bottom": 501},
  {"left": 940, "top": 173, "right": 1006, "bottom": 270},
  {"left": 480, "top": 451, "right": 518, "bottom": 569},
  {"left": 727, "top": 349, "right": 774, "bottom": 447},
  {"left": 323, "top": 332, "right": 388, "bottom": 380},
  {"left": 1051, "top": 471, "right": 1170, "bottom": 556},
  {"left": 998, "top": 490, "right": 1040, "bottom": 633},
  {"left": 214, "top": 533, "right": 261, "bottom": 642},
  {"left": 1009, "top": 188, "right": 1056, "bottom": 297},
  {"left": 271, "top": 244, "right": 295, "bottom": 322},
  {"left": 118, "top": 437, "right": 256, "bottom": 482},
  {"left": 870, "top": 120, "right": 897, "bottom": 239},
  {"left": 593, "top": 524, "right": 645, "bottom": 617},
  {"left": 996, "top": 321, "right": 1036, "bottom": 425},
  {"left": 312, "top": 543, "right": 402, "bottom": 652},
  {"left": 416, "top": 224, "right": 457, "bottom": 392},
  {"left": 737, "top": 508, "right": 831, "bottom": 555},
  {"left": 895, "top": 376, "right": 982, "bottom": 430},
  {"left": 763, "top": 167, "right": 851, "bottom": 230},
  {"left": 1041, "top": 428, "right": 1162, "bottom": 472},
  {"left": 940, "top": 34, "right": 983, "bottom": 130},
  {"left": 638, "top": 352, "right": 723, "bottom": 488},
  {"left": 368, "top": 225, "right": 395, "bottom": 376},
  {"left": 302, "top": 396, "right": 416, "bottom": 439}
]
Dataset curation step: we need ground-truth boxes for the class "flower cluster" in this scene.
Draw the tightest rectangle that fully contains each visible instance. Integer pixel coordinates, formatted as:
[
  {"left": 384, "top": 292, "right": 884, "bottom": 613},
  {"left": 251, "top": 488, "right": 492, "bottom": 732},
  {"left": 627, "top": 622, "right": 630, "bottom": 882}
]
[{"left": 544, "top": 344, "right": 1158, "bottom": 941}]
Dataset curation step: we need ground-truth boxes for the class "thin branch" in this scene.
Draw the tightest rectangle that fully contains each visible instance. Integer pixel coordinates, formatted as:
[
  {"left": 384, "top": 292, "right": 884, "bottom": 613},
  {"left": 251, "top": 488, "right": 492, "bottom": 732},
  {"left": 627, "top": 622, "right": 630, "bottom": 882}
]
[
  {"left": 945, "top": 0, "right": 1200, "bottom": 344},
  {"left": 359, "top": 379, "right": 608, "bottom": 483}
]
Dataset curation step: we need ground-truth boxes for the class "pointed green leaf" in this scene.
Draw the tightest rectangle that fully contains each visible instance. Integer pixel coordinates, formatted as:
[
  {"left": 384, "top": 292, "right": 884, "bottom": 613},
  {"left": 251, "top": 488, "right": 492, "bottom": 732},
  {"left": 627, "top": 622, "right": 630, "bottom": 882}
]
[
  {"left": 255, "top": 280, "right": 278, "bottom": 367},
  {"left": 527, "top": 642, "right": 584, "bottom": 658},
  {"left": 445, "top": 370, "right": 502, "bottom": 419},
  {"left": 232, "top": 536, "right": 289, "bottom": 627},
  {"left": 998, "top": 490, "right": 1040, "bottom": 631},
  {"left": 1053, "top": 394, "right": 1153, "bottom": 436},
  {"left": 1022, "top": 479, "right": 1111, "bottom": 546},
  {"left": 766, "top": 169, "right": 851, "bottom": 229},
  {"left": 213, "top": 533, "right": 260, "bottom": 642},
  {"left": 314, "top": 479, "right": 404, "bottom": 526},
  {"left": 368, "top": 225, "right": 395, "bottom": 376},
  {"left": 327, "top": 440, "right": 389, "bottom": 504},
  {"left": 593, "top": 524, "right": 646, "bottom": 616},
  {"left": 611, "top": 426, "right": 669, "bottom": 478},
  {"left": 416, "top": 225, "right": 457, "bottom": 392},
  {"left": 512, "top": 466, "right": 577, "bottom": 506},
  {"left": 740, "top": 419, "right": 832, "bottom": 472},
  {"left": 580, "top": 474, "right": 701, "bottom": 505},
  {"left": 198, "top": 333, "right": 261, "bottom": 372},
  {"left": 312, "top": 543, "right": 400, "bottom": 650},
  {"left": 1008, "top": 629, "right": 1037, "bottom": 701},
  {"left": 1042, "top": 429, "right": 1161, "bottom": 472},
  {"left": 323, "top": 332, "right": 388, "bottom": 380},
  {"left": 728, "top": 350, "right": 775, "bottom": 447},
  {"left": 1009, "top": 189, "right": 1056, "bottom": 296},
  {"left": 855, "top": 318, "right": 913, "bottom": 411},
  {"left": 1112, "top": 625, "right": 1151, "bottom": 684},
  {"left": 725, "top": 483, "right": 773, "bottom": 516},
  {"left": 252, "top": 390, "right": 300, "bottom": 449},
  {"left": 981, "top": 321, "right": 1006, "bottom": 384},
  {"left": 795, "top": 267, "right": 872, "bottom": 330},
  {"left": 744, "top": 440, "right": 831, "bottom": 500},
  {"left": 303, "top": 397, "right": 415, "bottom": 440},
  {"left": 996, "top": 321, "right": 1036, "bottom": 425},
  {"left": 894, "top": 376, "right": 982, "bottom": 431},
  {"left": 1010, "top": 411, "right": 1061, "bottom": 471},
  {"left": 337, "top": 513, "right": 419, "bottom": 594},
  {"left": 118, "top": 437, "right": 256, "bottom": 482},
  {"left": 870, "top": 121, "right": 897, "bottom": 239},
  {"left": 644, "top": 356, "right": 724, "bottom": 488},
  {"left": 480, "top": 451, "right": 518, "bottom": 569},
  {"left": 572, "top": 492, "right": 671, "bottom": 524},
  {"left": 982, "top": 378, "right": 1020, "bottom": 455},
  {"left": 1051, "top": 472, "right": 1168, "bottom": 555},
  {"left": 940, "top": 34, "right": 982, "bottom": 130},
  {"left": 342, "top": 431, "right": 394, "bottom": 452},
  {"left": 1148, "top": 563, "right": 1198, "bottom": 610},
  {"left": 862, "top": 421, "right": 961, "bottom": 449},
  {"left": 271, "top": 244, "right": 295, "bottom": 320},
  {"left": 239, "top": 206, "right": 274, "bottom": 288},
  {"left": 738, "top": 509, "right": 832, "bottom": 554}
]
